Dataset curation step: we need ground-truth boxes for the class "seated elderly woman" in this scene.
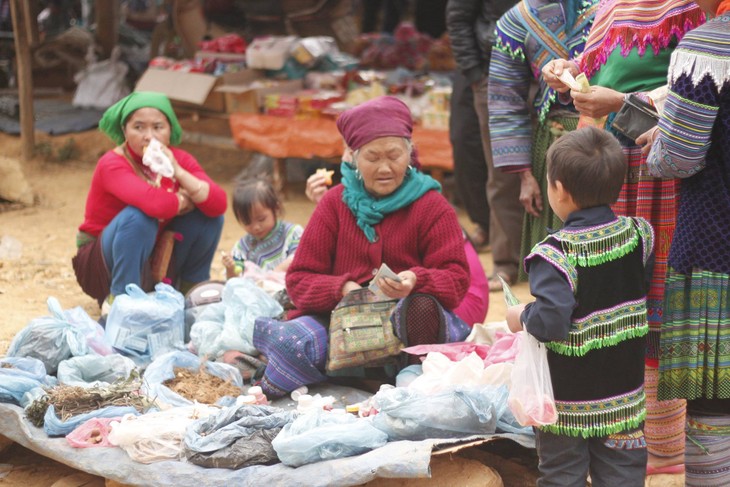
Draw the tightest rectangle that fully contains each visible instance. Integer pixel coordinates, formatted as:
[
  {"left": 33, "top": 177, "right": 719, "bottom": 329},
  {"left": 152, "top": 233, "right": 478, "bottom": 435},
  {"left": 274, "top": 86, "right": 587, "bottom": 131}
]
[
  {"left": 252, "top": 96, "right": 472, "bottom": 397},
  {"left": 72, "top": 92, "right": 227, "bottom": 311}
]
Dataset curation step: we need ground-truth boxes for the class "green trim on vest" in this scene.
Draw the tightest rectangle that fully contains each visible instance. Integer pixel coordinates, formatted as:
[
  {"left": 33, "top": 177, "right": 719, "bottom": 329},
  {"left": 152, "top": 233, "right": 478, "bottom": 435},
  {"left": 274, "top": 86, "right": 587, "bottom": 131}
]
[
  {"left": 540, "top": 387, "right": 646, "bottom": 438},
  {"left": 546, "top": 300, "right": 649, "bottom": 356},
  {"left": 555, "top": 217, "right": 640, "bottom": 268}
]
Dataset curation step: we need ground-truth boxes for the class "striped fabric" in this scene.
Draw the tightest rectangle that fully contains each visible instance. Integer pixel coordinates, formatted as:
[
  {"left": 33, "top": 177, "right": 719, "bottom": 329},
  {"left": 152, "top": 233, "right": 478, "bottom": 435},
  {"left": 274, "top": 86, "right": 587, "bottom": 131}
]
[
  {"left": 577, "top": 0, "right": 705, "bottom": 78},
  {"left": 230, "top": 220, "right": 303, "bottom": 271},
  {"left": 645, "top": 15, "right": 730, "bottom": 406},
  {"left": 685, "top": 414, "right": 730, "bottom": 486},
  {"left": 489, "top": 0, "right": 597, "bottom": 170}
]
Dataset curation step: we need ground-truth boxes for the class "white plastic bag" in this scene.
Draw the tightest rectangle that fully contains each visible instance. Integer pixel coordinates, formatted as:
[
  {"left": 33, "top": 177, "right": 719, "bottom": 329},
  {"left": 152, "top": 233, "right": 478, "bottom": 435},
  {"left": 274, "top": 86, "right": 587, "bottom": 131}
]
[
  {"left": 72, "top": 45, "right": 130, "bottom": 109},
  {"left": 507, "top": 331, "right": 558, "bottom": 427}
]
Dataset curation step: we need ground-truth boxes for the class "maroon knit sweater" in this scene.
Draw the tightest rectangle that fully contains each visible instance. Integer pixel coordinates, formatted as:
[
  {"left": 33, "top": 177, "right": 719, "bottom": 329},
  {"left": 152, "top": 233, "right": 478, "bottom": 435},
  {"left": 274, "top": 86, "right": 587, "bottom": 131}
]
[{"left": 286, "top": 185, "right": 469, "bottom": 316}]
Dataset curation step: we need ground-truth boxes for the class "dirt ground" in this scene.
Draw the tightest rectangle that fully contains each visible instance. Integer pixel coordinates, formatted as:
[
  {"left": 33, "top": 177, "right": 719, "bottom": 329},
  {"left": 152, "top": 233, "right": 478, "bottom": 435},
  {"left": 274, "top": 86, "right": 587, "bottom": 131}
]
[{"left": 0, "top": 130, "right": 681, "bottom": 487}]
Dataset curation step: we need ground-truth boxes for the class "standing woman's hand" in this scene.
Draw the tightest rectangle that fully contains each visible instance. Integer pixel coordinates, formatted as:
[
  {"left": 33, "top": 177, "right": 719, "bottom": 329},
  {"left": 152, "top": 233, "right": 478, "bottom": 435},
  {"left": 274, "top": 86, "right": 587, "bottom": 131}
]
[
  {"left": 542, "top": 59, "right": 580, "bottom": 92},
  {"left": 518, "top": 171, "right": 543, "bottom": 217},
  {"left": 570, "top": 86, "right": 625, "bottom": 118}
]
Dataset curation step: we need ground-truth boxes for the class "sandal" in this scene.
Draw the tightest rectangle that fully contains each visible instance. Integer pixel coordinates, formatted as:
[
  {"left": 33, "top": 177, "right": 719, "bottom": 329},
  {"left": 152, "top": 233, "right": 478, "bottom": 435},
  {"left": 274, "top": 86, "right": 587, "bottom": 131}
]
[{"left": 488, "top": 272, "right": 514, "bottom": 293}]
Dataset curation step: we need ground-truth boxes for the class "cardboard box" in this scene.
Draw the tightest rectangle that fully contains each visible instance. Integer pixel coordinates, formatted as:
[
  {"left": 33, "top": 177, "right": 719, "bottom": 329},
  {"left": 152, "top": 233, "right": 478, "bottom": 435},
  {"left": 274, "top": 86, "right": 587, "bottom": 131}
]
[
  {"left": 215, "top": 78, "right": 304, "bottom": 114},
  {"left": 134, "top": 68, "right": 264, "bottom": 113}
]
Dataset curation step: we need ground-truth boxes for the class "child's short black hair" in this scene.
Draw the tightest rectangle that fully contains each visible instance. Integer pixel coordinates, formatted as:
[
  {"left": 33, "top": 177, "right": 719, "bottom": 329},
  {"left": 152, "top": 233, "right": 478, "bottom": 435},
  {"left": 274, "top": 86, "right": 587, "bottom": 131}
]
[
  {"left": 231, "top": 177, "right": 281, "bottom": 225},
  {"left": 546, "top": 126, "right": 626, "bottom": 208}
]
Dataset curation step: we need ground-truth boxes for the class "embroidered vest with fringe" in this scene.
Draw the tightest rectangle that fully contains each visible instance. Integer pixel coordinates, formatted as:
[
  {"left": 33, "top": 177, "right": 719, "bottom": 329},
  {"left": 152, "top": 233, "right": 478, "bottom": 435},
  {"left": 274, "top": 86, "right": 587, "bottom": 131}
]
[{"left": 525, "top": 215, "right": 654, "bottom": 438}]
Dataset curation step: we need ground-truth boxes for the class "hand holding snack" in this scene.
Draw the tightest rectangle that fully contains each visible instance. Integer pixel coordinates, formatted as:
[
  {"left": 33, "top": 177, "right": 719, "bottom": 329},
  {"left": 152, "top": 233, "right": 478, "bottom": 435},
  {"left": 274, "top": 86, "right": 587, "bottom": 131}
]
[{"left": 316, "top": 168, "right": 335, "bottom": 186}]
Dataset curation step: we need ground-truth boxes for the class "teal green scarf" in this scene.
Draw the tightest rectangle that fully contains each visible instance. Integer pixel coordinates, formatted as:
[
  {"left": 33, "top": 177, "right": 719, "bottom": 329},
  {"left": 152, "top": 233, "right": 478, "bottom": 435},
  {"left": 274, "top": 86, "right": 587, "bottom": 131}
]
[{"left": 341, "top": 162, "right": 441, "bottom": 242}]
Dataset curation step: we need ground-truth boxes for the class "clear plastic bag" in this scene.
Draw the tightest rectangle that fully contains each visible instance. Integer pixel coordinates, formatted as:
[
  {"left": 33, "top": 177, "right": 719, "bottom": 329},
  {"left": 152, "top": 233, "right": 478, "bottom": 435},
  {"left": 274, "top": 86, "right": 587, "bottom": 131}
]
[
  {"left": 507, "top": 331, "right": 558, "bottom": 427},
  {"left": 370, "top": 386, "right": 502, "bottom": 441},
  {"left": 141, "top": 350, "right": 243, "bottom": 408},
  {"left": 188, "top": 277, "right": 283, "bottom": 358},
  {"left": 0, "top": 357, "right": 55, "bottom": 406},
  {"left": 272, "top": 410, "right": 388, "bottom": 467},
  {"left": 6, "top": 297, "right": 101, "bottom": 374},
  {"left": 104, "top": 283, "right": 185, "bottom": 366},
  {"left": 57, "top": 354, "right": 137, "bottom": 388}
]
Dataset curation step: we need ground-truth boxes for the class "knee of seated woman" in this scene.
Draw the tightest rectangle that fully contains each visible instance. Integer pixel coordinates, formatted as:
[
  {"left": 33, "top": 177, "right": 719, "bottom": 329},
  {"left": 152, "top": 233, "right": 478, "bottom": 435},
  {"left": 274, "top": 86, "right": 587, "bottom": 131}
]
[{"left": 116, "top": 206, "right": 159, "bottom": 235}]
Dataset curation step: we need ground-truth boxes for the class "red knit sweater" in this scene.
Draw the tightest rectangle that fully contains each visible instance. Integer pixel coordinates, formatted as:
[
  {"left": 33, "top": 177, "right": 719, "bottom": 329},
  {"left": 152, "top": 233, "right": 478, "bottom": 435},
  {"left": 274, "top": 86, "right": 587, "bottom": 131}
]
[
  {"left": 286, "top": 185, "right": 469, "bottom": 316},
  {"left": 78, "top": 147, "right": 227, "bottom": 237}
]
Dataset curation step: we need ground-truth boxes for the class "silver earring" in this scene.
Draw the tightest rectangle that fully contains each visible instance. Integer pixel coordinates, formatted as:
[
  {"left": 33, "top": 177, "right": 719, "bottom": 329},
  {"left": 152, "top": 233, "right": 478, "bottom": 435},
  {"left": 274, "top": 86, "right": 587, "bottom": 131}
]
[{"left": 355, "top": 168, "right": 362, "bottom": 180}]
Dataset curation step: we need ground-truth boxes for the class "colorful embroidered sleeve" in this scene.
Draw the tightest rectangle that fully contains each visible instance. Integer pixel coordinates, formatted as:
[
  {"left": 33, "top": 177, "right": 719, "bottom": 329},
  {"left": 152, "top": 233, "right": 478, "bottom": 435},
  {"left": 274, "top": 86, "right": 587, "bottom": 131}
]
[
  {"left": 284, "top": 223, "right": 304, "bottom": 258},
  {"left": 647, "top": 25, "right": 727, "bottom": 178},
  {"left": 488, "top": 6, "right": 534, "bottom": 172}
]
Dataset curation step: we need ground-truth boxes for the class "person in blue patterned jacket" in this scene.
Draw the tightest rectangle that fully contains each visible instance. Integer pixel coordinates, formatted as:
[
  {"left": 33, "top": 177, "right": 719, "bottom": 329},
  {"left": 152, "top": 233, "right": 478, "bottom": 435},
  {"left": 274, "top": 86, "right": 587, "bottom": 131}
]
[
  {"left": 488, "top": 0, "right": 598, "bottom": 282},
  {"left": 640, "top": 0, "right": 730, "bottom": 482}
]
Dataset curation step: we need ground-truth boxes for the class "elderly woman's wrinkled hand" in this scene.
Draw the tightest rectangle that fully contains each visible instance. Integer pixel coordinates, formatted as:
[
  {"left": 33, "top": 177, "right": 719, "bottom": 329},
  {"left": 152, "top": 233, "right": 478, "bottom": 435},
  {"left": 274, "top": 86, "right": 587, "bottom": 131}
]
[{"left": 377, "top": 270, "right": 417, "bottom": 300}]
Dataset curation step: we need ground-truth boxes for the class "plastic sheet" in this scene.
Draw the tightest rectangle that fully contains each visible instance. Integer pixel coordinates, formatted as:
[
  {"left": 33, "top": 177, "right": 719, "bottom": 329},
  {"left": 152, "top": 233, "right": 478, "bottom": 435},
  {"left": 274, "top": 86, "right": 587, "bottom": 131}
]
[{"left": 0, "top": 390, "right": 533, "bottom": 486}]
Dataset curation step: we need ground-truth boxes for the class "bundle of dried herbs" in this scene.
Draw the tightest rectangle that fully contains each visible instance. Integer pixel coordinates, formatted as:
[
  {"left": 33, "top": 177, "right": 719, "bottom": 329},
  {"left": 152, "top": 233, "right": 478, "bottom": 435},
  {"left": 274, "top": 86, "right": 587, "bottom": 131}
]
[
  {"left": 163, "top": 367, "right": 242, "bottom": 404},
  {"left": 25, "top": 372, "right": 152, "bottom": 427}
]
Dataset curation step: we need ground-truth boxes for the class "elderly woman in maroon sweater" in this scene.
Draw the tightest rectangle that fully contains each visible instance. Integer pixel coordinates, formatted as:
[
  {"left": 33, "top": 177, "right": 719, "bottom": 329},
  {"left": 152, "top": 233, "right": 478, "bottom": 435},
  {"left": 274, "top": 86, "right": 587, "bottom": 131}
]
[{"left": 252, "top": 96, "right": 471, "bottom": 398}]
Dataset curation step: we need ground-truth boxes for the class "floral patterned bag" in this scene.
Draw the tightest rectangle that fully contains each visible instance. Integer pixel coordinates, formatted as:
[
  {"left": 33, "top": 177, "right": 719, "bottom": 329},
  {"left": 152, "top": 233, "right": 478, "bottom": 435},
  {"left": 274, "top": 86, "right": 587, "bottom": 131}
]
[{"left": 326, "top": 288, "right": 402, "bottom": 372}]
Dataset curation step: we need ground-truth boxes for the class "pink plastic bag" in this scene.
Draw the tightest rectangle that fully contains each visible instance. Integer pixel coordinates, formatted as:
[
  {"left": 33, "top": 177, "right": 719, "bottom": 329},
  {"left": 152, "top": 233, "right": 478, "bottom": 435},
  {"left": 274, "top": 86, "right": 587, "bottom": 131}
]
[
  {"left": 66, "top": 417, "right": 119, "bottom": 448},
  {"left": 507, "top": 331, "right": 558, "bottom": 426}
]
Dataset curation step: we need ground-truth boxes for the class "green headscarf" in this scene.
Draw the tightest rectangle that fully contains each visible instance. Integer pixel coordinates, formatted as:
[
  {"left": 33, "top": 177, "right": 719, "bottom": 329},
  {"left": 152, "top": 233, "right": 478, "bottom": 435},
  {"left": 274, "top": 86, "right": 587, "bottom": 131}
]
[
  {"left": 98, "top": 91, "right": 183, "bottom": 146},
  {"left": 341, "top": 161, "right": 441, "bottom": 242}
]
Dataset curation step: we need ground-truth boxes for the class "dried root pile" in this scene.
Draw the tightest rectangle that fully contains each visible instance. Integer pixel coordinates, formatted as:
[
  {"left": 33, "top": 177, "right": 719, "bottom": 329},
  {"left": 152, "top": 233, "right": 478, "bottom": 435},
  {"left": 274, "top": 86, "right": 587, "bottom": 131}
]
[
  {"left": 163, "top": 367, "right": 242, "bottom": 404},
  {"left": 25, "top": 373, "right": 151, "bottom": 427}
]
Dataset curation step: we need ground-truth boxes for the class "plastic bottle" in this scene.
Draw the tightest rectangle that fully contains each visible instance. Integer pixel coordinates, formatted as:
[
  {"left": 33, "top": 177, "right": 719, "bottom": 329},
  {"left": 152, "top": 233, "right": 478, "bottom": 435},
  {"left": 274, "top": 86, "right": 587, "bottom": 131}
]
[
  {"left": 236, "top": 394, "right": 257, "bottom": 406},
  {"left": 290, "top": 385, "right": 309, "bottom": 401},
  {"left": 247, "top": 385, "right": 269, "bottom": 405}
]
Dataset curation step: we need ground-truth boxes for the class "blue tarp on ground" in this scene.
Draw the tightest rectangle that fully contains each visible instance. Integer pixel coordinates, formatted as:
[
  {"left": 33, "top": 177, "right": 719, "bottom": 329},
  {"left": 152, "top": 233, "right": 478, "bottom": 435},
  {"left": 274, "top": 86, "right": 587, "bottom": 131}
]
[{"left": 0, "top": 383, "right": 534, "bottom": 487}]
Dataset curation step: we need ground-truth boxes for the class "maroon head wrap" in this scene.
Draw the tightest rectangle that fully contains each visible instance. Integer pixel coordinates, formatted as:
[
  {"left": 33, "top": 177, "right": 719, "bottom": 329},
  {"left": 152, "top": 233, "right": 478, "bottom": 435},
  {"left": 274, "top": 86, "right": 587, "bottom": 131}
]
[{"left": 336, "top": 96, "right": 420, "bottom": 167}]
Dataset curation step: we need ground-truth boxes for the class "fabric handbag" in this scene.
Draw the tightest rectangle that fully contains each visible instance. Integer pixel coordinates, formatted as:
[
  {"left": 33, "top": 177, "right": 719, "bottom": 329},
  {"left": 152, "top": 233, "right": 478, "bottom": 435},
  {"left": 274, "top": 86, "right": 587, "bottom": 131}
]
[
  {"left": 610, "top": 94, "right": 659, "bottom": 140},
  {"left": 326, "top": 288, "right": 402, "bottom": 372}
]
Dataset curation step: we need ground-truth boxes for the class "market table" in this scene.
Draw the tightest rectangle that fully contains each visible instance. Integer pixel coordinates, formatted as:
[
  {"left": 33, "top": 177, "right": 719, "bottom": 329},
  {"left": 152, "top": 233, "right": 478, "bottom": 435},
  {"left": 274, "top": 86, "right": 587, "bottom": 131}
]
[{"left": 229, "top": 113, "right": 454, "bottom": 190}]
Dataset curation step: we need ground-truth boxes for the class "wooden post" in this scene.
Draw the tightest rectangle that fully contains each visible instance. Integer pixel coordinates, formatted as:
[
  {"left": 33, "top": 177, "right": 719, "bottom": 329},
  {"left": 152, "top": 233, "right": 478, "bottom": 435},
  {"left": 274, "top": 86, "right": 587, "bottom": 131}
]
[
  {"left": 95, "top": 0, "right": 119, "bottom": 58},
  {"left": 9, "top": 0, "right": 34, "bottom": 160}
]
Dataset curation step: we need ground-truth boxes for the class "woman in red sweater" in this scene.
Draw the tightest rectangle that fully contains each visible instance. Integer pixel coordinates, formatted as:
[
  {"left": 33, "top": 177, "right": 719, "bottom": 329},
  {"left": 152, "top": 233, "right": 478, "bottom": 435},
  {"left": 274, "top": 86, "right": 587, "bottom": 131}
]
[
  {"left": 72, "top": 92, "right": 227, "bottom": 311},
  {"left": 252, "top": 96, "right": 472, "bottom": 397}
]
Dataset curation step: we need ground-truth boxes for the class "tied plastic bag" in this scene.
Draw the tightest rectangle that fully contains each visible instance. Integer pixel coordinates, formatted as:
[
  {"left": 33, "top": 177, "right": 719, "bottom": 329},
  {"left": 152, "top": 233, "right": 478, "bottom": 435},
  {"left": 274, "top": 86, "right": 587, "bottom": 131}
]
[
  {"left": 508, "top": 331, "right": 558, "bottom": 427},
  {"left": 57, "top": 355, "right": 137, "bottom": 388},
  {"left": 6, "top": 297, "right": 107, "bottom": 374},
  {"left": 104, "top": 283, "right": 185, "bottom": 366},
  {"left": 142, "top": 137, "right": 174, "bottom": 179},
  {"left": 141, "top": 350, "right": 243, "bottom": 408},
  {"left": 0, "top": 357, "right": 56, "bottom": 406},
  {"left": 272, "top": 410, "right": 388, "bottom": 467}
]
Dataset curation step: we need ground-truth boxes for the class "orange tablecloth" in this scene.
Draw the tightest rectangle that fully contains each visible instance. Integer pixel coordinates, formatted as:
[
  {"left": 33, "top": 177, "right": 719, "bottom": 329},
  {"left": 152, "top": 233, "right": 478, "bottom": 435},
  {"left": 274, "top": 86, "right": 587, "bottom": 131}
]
[{"left": 229, "top": 113, "right": 454, "bottom": 171}]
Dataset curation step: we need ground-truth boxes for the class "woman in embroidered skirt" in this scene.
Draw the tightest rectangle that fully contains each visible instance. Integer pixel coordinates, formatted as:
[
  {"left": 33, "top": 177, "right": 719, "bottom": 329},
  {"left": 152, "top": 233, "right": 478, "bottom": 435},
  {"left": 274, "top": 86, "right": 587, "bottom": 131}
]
[
  {"left": 72, "top": 92, "right": 227, "bottom": 311},
  {"left": 488, "top": 0, "right": 598, "bottom": 282},
  {"left": 541, "top": 0, "right": 706, "bottom": 473},
  {"left": 641, "top": 1, "right": 730, "bottom": 483},
  {"left": 251, "top": 96, "right": 471, "bottom": 398}
]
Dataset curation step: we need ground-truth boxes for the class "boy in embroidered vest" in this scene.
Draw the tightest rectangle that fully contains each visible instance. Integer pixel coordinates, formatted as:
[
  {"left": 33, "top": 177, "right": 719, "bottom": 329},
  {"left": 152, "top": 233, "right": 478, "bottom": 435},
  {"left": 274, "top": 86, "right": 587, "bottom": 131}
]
[{"left": 507, "top": 126, "right": 654, "bottom": 487}]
